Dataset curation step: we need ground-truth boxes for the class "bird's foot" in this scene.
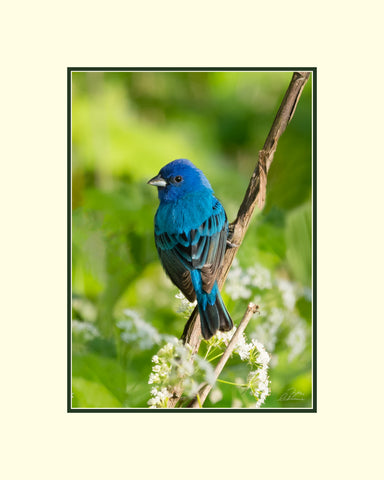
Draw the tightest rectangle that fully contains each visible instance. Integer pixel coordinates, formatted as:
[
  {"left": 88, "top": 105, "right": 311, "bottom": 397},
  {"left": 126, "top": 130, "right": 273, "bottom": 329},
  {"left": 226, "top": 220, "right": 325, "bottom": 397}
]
[{"left": 226, "top": 239, "right": 239, "bottom": 249}]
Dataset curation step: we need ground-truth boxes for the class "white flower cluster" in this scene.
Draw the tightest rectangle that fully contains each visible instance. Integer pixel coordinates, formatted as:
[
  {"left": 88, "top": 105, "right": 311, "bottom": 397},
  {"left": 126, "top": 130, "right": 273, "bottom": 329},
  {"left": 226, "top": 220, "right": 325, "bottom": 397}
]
[
  {"left": 206, "top": 326, "right": 237, "bottom": 349},
  {"left": 225, "top": 259, "right": 272, "bottom": 300},
  {"left": 232, "top": 334, "right": 271, "bottom": 408},
  {"left": 224, "top": 262, "right": 251, "bottom": 300},
  {"left": 194, "top": 354, "right": 216, "bottom": 387},
  {"left": 148, "top": 344, "right": 175, "bottom": 407},
  {"left": 276, "top": 278, "right": 297, "bottom": 311},
  {"left": 207, "top": 326, "right": 271, "bottom": 408},
  {"left": 72, "top": 320, "right": 99, "bottom": 341},
  {"left": 175, "top": 291, "right": 197, "bottom": 318},
  {"left": 286, "top": 316, "right": 307, "bottom": 362},
  {"left": 233, "top": 332, "right": 255, "bottom": 360},
  {"left": 148, "top": 387, "right": 172, "bottom": 408},
  {"left": 148, "top": 346, "right": 173, "bottom": 386},
  {"left": 117, "top": 309, "right": 162, "bottom": 350},
  {"left": 247, "top": 370, "right": 270, "bottom": 408},
  {"left": 250, "top": 307, "right": 285, "bottom": 353},
  {"left": 244, "top": 339, "right": 271, "bottom": 408},
  {"left": 247, "top": 264, "right": 273, "bottom": 290},
  {"left": 147, "top": 338, "right": 215, "bottom": 408}
]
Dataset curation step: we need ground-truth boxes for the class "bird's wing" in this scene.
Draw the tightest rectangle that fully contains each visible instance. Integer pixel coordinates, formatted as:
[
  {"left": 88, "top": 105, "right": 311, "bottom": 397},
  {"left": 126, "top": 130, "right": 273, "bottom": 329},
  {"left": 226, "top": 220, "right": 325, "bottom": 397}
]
[
  {"left": 155, "top": 198, "right": 227, "bottom": 298},
  {"left": 192, "top": 199, "right": 228, "bottom": 293},
  {"left": 157, "top": 244, "right": 196, "bottom": 302}
]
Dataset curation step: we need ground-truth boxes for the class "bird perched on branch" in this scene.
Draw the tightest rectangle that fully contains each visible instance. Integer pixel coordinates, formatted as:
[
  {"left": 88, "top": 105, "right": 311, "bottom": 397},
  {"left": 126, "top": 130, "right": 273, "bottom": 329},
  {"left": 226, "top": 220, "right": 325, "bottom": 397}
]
[{"left": 148, "top": 159, "right": 233, "bottom": 339}]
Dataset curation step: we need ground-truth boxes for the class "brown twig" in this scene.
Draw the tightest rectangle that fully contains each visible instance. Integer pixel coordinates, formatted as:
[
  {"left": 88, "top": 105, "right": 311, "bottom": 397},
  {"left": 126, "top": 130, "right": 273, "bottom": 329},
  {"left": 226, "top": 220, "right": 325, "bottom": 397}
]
[
  {"left": 188, "top": 303, "right": 259, "bottom": 408},
  {"left": 167, "top": 71, "right": 311, "bottom": 408}
]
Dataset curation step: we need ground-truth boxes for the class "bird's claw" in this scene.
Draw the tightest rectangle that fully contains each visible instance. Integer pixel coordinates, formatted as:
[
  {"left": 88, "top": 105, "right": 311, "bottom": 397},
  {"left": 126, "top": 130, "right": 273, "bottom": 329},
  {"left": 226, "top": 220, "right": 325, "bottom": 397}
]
[{"left": 226, "top": 240, "right": 239, "bottom": 249}]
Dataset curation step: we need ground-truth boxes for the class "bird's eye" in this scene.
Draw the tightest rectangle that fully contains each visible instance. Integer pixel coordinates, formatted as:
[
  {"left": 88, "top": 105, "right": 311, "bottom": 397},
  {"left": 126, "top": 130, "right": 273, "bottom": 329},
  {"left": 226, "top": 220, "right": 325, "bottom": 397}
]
[{"left": 174, "top": 175, "right": 183, "bottom": 183}]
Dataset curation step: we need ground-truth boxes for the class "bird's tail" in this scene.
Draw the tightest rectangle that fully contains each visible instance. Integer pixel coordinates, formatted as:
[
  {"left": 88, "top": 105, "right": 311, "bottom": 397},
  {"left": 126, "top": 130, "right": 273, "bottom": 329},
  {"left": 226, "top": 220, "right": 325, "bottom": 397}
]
[
  {"left": 198, "top": 289, "right": 233, "bottom": 340},
  {"left": 191, "top": 272, "right": 233, "bottom": 339}
]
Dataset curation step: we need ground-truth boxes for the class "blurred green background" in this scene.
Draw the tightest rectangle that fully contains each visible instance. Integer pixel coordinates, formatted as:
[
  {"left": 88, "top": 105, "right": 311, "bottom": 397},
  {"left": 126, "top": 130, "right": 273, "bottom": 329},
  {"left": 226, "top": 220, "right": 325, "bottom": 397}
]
[{"left": 71, "top": 71, "right": 313, "bottom": 409}]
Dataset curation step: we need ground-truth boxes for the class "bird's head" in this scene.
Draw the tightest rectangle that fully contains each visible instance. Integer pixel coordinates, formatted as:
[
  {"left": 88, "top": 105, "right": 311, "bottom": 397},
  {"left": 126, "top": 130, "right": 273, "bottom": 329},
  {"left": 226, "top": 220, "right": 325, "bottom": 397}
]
[{"left": 147, "top": 159, "right": 213, "bottom": 202}]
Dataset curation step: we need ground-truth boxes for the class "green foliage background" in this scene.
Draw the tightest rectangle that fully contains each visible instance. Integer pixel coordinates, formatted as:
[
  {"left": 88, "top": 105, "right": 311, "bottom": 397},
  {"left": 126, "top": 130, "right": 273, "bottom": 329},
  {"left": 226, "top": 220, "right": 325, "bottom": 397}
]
[{"left": 71, "top": 71, "right": 313, "bottom": 408}]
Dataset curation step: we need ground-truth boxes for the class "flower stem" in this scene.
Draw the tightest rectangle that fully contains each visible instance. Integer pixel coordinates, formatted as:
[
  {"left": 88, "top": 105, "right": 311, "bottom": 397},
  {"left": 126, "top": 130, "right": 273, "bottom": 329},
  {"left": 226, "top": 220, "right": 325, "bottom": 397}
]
[
  {"left": 204, "top": 345, "right": 212, "bottom": 361},
  {"left": 217, "top": 378, "right": 248, "bottom": 387},
  {"left": 207, "top": 352, "right": 224, "bottom": 363}
]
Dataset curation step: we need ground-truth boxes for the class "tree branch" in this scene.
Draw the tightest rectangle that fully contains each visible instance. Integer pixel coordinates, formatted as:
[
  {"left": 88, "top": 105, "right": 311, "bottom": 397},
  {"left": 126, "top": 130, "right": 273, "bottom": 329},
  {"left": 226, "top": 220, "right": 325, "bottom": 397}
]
[
  {"left": 167, "top": 71, "right": 311, "bottom": 408},
  {"left": 188, "top": 303, "right": 259, "bottom": 408}
]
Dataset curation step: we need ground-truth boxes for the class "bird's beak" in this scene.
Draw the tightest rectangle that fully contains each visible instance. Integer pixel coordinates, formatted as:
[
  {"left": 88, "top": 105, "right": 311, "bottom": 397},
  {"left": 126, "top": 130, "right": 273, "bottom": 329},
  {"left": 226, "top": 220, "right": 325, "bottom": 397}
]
[{"left": 147, "top": 174, "right": 167, "bottom": 187}]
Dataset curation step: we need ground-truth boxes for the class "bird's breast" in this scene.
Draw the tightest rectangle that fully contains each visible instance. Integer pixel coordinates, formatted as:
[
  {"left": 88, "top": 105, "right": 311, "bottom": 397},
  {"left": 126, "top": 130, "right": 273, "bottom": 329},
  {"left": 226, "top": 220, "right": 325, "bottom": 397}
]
[{"left": 155, "top": 192, "right": 215, "bottom": 236}]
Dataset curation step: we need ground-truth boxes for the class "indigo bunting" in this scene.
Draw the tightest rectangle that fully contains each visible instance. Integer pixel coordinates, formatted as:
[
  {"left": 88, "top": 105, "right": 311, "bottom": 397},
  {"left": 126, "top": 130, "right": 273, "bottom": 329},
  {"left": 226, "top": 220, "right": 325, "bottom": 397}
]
[{"left": 148, "top": 159, "right": 233, "bottom": 339}]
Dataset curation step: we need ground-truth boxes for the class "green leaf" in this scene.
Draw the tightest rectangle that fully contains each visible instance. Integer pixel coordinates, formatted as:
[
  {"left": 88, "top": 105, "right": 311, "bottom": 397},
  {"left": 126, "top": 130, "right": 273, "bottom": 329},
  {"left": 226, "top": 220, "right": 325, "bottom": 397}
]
[
  {"left": 72, "top": 377, "right": 122, "bottom": 408},
  {"left": 72, "top": 353, "right": 128, "bottom": 407},
  {"left": 285, "top": 201, "right": 312, "bottom": 286}
]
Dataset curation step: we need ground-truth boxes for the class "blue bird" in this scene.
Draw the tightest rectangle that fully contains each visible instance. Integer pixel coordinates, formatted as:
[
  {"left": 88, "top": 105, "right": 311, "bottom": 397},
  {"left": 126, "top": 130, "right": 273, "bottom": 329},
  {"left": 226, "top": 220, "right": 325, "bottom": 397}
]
[{"left": 148, "top": 159, "right": 233, "bottom": 339}]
